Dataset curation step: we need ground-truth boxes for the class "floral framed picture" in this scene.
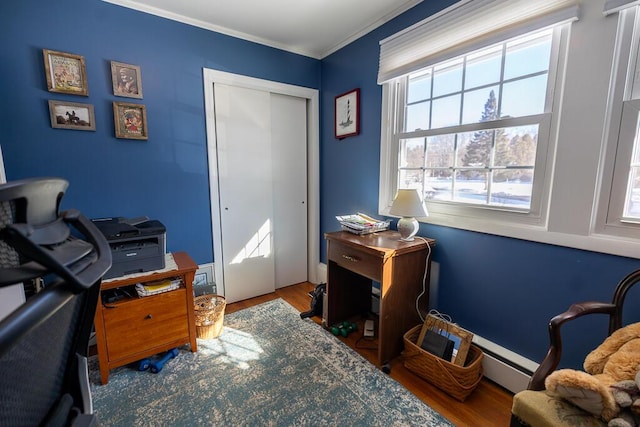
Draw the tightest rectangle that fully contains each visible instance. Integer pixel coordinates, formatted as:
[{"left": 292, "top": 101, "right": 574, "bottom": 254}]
[
  {"left": 48, "top": 100, "right": 96, "bottom": 131},
  {"left": 43, "top": 49, "right": 88, "bottom": 96},
  {"left": 113, "top": 102, "right": 148, "bottom": 140},
  {"left": 334, "top": 88, "right": 360, "bottom": 139},
  {"left": 111, "top": 61, "right": 143, "bottom": 99}
]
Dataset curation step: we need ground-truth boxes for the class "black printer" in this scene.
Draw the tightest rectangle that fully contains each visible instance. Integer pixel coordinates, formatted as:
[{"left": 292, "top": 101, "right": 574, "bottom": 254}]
[{"left": 91, "top": 217, "right": 166, "bottom": 279}]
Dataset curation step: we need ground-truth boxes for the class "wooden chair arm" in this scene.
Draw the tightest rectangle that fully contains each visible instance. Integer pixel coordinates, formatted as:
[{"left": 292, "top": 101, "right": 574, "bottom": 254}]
[{"left": 527, "top": 301, "right": 616, "bottom": 391}]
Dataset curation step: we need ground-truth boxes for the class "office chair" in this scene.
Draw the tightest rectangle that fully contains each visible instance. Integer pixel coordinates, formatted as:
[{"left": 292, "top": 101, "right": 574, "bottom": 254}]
[{"left": 0, "top": 177, "right": 112, "bottom": 427}]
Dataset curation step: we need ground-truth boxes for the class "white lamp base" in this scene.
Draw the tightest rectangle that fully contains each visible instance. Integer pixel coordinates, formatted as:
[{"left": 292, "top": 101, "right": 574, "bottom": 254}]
[{"left": 397, "top": 217, "right": 419, "bottom": 241}]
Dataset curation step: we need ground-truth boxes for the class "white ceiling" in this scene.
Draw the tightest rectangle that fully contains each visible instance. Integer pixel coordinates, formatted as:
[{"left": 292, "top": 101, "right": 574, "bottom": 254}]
[{"left": 102, "top": 0, "right": 422, "bottom": 59}]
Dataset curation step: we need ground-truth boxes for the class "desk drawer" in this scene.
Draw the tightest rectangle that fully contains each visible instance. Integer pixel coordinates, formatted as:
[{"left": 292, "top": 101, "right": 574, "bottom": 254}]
[
  {"left": 103, "top": 289, "right": 189, "bottom": 361},
  {"left": 328, "top": 240, "right": 381, "bottom": 281}
]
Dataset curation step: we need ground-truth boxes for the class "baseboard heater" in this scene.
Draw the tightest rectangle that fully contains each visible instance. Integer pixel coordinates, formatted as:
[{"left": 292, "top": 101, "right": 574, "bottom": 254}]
[{"left": 471, "top": 334, "right": 539, "bottom": 394}]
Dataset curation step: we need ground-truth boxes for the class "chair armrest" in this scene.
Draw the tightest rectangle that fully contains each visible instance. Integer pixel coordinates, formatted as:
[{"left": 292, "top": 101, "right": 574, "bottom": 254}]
[{"left": 527, "top": 301, "right": 616, "bottom": 391}]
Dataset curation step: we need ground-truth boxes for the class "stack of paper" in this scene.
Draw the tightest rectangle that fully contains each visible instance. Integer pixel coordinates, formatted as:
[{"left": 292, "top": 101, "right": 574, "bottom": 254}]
[
  {"left": 336, "top": 213, "right": 390, "bottom": 235},
  {"left": 135, "top": 278, "right": 181, "bottom": 297}
]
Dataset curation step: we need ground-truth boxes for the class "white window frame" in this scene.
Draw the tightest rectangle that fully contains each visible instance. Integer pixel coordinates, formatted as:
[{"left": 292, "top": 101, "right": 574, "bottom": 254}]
[
  {"left": 379, "top": 24, "right": 570, "bottom": 233},
  {"left": 595, "top": 5, "right": 640, "bottom": 240},
  {"left": 377, "top": 0, "right": 640, "bottom": 260}
]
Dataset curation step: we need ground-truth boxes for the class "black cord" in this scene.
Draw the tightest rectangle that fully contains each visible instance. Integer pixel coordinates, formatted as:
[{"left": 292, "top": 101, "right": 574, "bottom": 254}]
[{"left": 355, "top": 334, "right": 378, "bottom": 350}]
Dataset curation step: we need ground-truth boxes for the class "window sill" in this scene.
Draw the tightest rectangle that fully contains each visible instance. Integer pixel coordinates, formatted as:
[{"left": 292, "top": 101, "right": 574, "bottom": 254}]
[{"left": 414, "top": 213, "right": 640, "bottom": 260}]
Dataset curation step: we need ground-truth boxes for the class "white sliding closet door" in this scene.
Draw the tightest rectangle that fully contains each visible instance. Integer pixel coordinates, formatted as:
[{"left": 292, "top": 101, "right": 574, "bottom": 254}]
[
  {"left": 212, "top": 85, "right": 308, "bottom": 303},
  {"left": 214, "top": 84, "right": 276, "bottom": 303},
  {"left": 271, "top": 93, "right": 307, "bottom": 288}
]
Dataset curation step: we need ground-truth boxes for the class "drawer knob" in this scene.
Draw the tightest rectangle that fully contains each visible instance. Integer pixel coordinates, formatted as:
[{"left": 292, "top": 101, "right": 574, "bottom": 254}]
[
  {"left": 146, "top": 314, "right": 153, "bottom": 319},
  {"left": 342, "top": 254, "right": 359, "bottom": 263}
]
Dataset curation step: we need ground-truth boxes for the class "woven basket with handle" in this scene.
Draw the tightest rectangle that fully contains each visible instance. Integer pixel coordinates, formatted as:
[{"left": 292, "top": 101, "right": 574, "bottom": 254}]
[{"left": 402, "top": 324, "right": 484, "bottom": 401}]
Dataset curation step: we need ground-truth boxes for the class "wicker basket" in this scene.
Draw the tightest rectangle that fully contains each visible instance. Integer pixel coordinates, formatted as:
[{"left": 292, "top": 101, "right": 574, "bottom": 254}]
[
  {"left": 194, "top": 295, "right": 226, "bottom": 339},
  {"left": 402, "top": 324, "right": 484, "bottom": 401}
]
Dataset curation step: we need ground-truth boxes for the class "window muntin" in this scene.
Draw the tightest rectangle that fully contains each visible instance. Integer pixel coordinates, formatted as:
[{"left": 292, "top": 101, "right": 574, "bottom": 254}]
[
  {"left": 465, "top": 46, "right": 502, "bottom": 89},
  {"left": 503, "top": 31, "right": 553, "bottom": 80},
  {"left": 399, "top": 124, "right": 538, "bottom": 209},
  {"left": 397, "top": 29, "right": 552, "bottom": 210}
]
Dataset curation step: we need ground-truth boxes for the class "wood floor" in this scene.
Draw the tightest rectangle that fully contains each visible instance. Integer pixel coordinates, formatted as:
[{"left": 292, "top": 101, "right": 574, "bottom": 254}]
[{"left": 226, "top": 282, "right": 515, "bottom": 426}]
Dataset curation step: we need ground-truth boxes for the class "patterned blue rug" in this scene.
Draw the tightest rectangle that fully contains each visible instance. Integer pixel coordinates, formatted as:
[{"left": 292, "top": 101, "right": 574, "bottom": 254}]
[{"left": 89, "top": 299, "right": 453, "bottom": 426}]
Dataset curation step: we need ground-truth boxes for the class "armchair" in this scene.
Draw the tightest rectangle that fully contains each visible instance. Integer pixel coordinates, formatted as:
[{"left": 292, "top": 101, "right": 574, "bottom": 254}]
[{"left": 511, "top": 268, "right": 640, "bottom": 426}]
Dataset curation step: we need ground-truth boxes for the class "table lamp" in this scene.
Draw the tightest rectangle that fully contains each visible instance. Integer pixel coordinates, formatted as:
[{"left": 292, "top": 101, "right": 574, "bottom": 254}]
[{"left": 389, "top": 189, "right": 428, "bottom": 241}]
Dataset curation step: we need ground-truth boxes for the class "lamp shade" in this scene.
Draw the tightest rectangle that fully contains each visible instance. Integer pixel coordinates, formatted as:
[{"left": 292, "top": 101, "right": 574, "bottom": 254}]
[
  {"left": 389, "top": 189, "right": 428, "bottom": 218},
  {"left": 389, "top": 189, "right": 428, "bottom": 241}
]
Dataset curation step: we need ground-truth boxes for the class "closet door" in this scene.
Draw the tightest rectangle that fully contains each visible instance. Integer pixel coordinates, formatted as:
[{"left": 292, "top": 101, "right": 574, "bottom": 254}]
[
  {"left": 271, "top": 94, "right": 307, "bottom": 288},
  {"left": 214, "top": 84, "right": 276, "bottom": 303}
]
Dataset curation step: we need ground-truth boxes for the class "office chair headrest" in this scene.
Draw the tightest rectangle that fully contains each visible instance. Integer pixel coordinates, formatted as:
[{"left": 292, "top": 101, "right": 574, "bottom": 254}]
[{"left": 0, "top": 177, "right": 112, "bottom": 291}]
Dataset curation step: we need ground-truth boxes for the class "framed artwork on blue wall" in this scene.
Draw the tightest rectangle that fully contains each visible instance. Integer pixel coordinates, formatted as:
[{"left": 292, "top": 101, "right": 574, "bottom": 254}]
[
  {"left": 111, "top": 61, "right": 143, "bottom": 99},
  {"left": 335, "top": 88, "right": 360, "bottom": 139},
  {"left": 113, "top": 102, "right": 148, "bottom": 140},
  {"left": 48, "top": 100, "right": 95, "bottom": 131},
  {"left": 43, "top": 49, "right": 88, "bottom": 96}
]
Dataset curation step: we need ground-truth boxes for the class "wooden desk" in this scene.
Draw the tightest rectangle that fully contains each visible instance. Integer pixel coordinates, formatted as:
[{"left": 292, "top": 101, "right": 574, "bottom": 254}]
[
  {"left": 93, "top": 252, "right": 198, "bottom": 384},
  {"left": 325, "top": 231, "right": 435, "bottom": 366}
]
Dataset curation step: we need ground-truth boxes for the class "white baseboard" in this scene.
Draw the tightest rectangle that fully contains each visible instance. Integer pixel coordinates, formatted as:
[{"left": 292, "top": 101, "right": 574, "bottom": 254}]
[
  {"left": 472, "top": 334, "right": 538, "bottom": 394},
  {"left": 0, "top": 284, "right": 25, "bottom": 321},
  {"left": 316, "top": 262, "right": 326, "bottom": 284}
]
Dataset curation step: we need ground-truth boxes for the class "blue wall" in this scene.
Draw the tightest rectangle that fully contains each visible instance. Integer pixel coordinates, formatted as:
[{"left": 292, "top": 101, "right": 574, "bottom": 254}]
[
  {"left": 3, "top": 0, "right": 640, "bottom": 369},
  {"left": 320, "top": 1, "right": 640, "bottom": 369},
  {"left": 0, "top": 0, "right": 320, "bottom": 266}
]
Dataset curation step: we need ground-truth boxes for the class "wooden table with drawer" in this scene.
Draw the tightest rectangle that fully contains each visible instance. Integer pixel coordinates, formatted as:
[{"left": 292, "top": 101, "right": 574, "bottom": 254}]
[
  {"left": 325, "top": 231, "right": 435, "bottom": 367},
  {"left": 93, "top": 251, "right": 198, "bottom": 384}
]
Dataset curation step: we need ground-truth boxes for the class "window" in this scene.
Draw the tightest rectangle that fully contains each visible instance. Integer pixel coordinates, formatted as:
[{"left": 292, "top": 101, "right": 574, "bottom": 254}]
[
  {"left": 379, "top": 23, "right": 568, "bottom": 231},
  {"left": 595, "top": 5, "right": 640, "bottom": 240},
  {"left": 398, "top": 29, "right": 553, "bottom": 211},
  {"left": 377, "top": 0, "right": 640, "bottom": 259}
]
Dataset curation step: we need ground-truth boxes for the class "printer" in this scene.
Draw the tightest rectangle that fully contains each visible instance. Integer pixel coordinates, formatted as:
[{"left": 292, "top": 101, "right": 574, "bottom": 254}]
[{"left": 91, "top": 217, "right": 166, "bottom": 279}]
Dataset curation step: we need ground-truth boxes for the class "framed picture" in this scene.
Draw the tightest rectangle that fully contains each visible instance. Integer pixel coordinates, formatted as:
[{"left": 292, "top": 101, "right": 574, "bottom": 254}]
[
  {"left": 334, "top": 88, "right": 360, "bottom": 139},
  {"left": 113, "top": 102, "right": 148, "bottom": 140},
  {"left": 193, "top": 263, "right": 216, "bottom": 295},
  {"left": 43, "top": 49, "right": 88, "bottom": 96},
  {"left": 48, "top": 100, "right": 96, "bottom": 131},
  {"left": 417, "top": 313, "right": 473, "bottom": 366},
  {"left": 111, "top": 61, "right": 143, "bottom": 99}
]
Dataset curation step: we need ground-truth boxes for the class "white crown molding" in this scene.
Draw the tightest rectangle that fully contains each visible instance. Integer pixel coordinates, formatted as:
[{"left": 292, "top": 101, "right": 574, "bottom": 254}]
[{"left": 102, "top": 0, "right": 423, "bottom": 59}]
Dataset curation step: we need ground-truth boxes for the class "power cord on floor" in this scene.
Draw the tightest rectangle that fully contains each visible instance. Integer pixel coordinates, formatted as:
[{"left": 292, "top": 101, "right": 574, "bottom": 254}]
[{"left": 355, "top": 334, "right": 378, "bottom": 350}]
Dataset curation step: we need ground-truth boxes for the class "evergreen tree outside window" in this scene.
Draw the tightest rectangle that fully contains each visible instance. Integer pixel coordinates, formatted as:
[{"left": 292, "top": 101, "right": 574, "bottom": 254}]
[
  {"left": 376, "top": 1, "right": 640, "bottom": 258},
  {"left": 395, "top": 29, "right": 552, "bottom": 210}
]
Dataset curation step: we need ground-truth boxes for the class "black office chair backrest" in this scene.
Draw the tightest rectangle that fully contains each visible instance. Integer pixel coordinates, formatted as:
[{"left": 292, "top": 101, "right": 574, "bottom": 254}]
[{"left": 0, "top": 177, "right": 111, "bottom": 427}]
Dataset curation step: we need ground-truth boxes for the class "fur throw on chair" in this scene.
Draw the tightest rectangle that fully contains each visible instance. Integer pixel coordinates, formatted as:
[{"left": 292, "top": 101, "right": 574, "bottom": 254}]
[{"left": 545, "top": 322, "right": 640, "bottom": 425}]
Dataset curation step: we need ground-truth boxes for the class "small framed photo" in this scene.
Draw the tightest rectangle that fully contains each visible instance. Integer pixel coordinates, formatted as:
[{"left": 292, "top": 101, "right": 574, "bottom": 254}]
[
  {"left": 43, "top": 49, "right": 88, "bottom": 96},
  {"left": 111, "top": 61, "right": 143, "bottom": 99},
  {"left": 48, "top": 100, "right": 96, "bottom": 131},
  {"left": 417, "top": 313, "right": 473, "bottom": 366},
  {"left": 113, "top": 102, "right": 148, "bottom": 140},
  {"left": 334, "top": 88, "right": 360, "bottom": 139},
  {"left": 193, "top": 263, "right": 216, "bottom": 295}
]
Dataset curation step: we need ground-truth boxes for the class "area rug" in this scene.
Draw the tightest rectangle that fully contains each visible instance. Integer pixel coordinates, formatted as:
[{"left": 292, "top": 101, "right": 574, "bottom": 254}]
[{"left": 89, "top": 299, "right": 453, "bottom": 426}]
